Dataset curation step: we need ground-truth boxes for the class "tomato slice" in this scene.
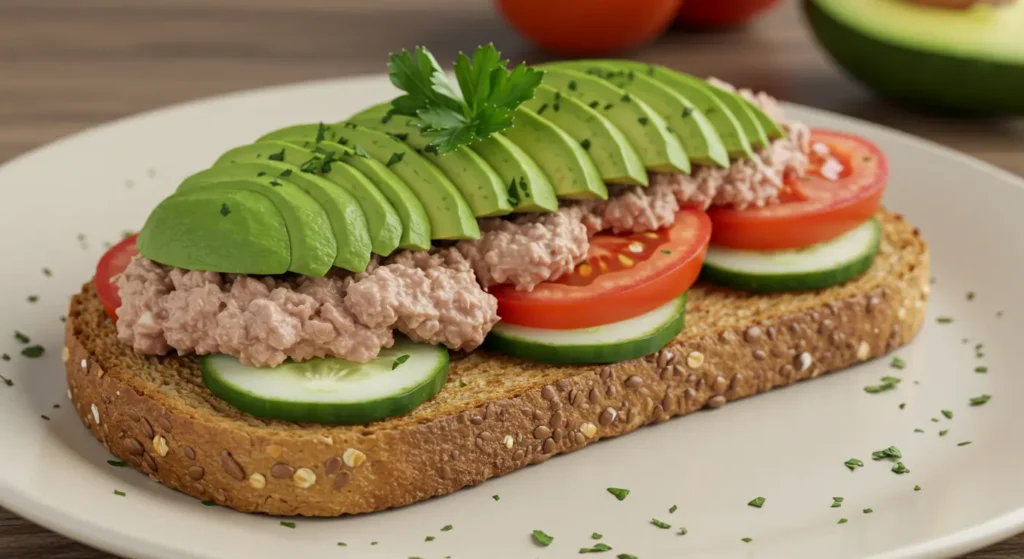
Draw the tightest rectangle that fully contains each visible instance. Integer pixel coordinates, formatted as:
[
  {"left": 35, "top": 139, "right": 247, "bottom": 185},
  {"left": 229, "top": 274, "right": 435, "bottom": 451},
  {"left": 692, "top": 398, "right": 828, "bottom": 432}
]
[
  {"left": 96, "top": 233, "right": 139, "bottom": 321},
  {"left": 492, "top": 208, "right": 711, "bottom": 330},
  {"left": 707, "top": 130, "right": 888, "bottom": 251}
]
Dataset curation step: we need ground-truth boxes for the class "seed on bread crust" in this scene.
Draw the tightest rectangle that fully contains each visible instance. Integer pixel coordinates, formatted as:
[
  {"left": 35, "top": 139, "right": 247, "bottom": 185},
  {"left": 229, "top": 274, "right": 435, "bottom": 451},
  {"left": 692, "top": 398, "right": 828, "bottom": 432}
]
[
  {"left": 153, "top": 435, "right": 168, "bottom": 457},
  {"left": 686, "top": 352, "right": 705, "bottom": 369},
  {"left": 248, "top": 473, "right": 266, "bottom": 489},
  {"left": 293, "top": 468, "right": 316, "bottom": 489},
  {"left": 62, "top": 347, "right": 69, "bottom": 363},
  {"left": 343, "top": 448, "right": 366, "bottom": 468},
  {"left": 90, "top": 403, "right": 100, "bottom": 424},
  {"left": 857, "top": 341, "right": 871, "bottom": 361},
  {"left": 581, "top": 422, "right": 598, "bottom": 438}
]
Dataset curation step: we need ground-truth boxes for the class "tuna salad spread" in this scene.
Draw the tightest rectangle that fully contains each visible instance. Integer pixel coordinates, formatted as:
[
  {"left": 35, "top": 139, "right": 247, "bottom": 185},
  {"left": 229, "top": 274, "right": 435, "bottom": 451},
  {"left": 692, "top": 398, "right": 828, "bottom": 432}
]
[{"left": 115, "top": 79, "right": 810, "bottom": 367}]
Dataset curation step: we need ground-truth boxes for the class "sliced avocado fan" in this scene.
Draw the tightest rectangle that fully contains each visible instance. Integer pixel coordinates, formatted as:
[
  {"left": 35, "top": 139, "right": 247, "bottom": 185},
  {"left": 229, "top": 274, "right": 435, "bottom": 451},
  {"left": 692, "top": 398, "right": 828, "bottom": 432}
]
[
  {"left": 137, "top": 189, "right": 290, "bottom": 275},
  {"left": 214, "top": 139, "right": 406, "bottom": 256},
  {"left": 178, "top": 161, "right": 372, "bottom": 273}
]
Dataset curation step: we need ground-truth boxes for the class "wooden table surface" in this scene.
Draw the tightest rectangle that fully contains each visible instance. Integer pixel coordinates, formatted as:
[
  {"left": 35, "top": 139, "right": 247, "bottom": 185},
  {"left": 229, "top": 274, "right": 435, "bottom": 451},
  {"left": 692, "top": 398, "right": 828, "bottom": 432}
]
[{"left": 1, "top": 1, "right": 1022, "bottom": 557}]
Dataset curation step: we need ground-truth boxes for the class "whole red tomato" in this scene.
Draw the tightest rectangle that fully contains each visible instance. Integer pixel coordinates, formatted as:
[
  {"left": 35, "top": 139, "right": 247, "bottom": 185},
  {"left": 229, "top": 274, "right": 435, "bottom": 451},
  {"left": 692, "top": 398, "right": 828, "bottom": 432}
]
[
  {"left": 674, "top": 0, "right": 782, "bottom": 28},
  {"left": 495, "top": 0, "right": 684, "bottom": 56}
]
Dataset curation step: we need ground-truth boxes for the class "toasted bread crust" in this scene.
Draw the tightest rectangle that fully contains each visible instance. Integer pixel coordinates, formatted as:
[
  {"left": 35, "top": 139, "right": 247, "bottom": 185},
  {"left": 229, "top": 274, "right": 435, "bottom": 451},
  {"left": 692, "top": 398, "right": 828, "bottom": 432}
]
[{"left": 64, "top": 209, "right": 929, "bottom": 517}]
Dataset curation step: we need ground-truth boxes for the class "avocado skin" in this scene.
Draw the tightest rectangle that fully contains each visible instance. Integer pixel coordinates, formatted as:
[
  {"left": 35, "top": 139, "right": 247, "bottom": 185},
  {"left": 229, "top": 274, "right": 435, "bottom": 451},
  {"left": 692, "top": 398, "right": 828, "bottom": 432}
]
[
  {"left": 137, "top": 190, "right": 290, "bottom": 275},
  {"left": 805, "top": 0, "right": 1024, "bottom": 115}
]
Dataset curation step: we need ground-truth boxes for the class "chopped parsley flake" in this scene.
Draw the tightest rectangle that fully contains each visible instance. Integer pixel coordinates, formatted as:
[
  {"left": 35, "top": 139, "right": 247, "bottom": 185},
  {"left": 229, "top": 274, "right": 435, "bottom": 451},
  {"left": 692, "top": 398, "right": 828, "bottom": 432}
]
[
  {"left": 967, "top": 291, "right": 975, "bottom": 301},
  {"left": 107, "top": 460, "right": 128, "bottom": 467},
  {"left": 651, "top": 518, "right": 671, "bottom": 529},
  {"left": 900, "top": 403, "right": 907, "bottom": 410},
  {"left": 370, "top": 541, "right": 378, "bottom": 545},
  {"left": 21, "top": 345, "right": 44, "bottom": 358},
  {"left": 607, "top": 487, "right": 630, "bottom": 501},
  {"left": 975, "top": 366, "right": 988, "bottom": 373},
  {"left": 336, "top": 542, "right": 347, "bottom": 547},
  {"left": 621, "top": 94, "right": 632, "bottom": 103},
  {"left": 220, "top": 203, "right": 231, "bottom": 217},
  {"left": 14, "top": 331, "right": 29, "bottom": 344},
  {"left": 42, "top": 268, "right": 52, "bottom": 277},
  {"left": 492, "top": 494, "right": 500, "bottom": 501},
  {"left": 40, "top": 414, "right": 50, "bottom": 421},
  {"left": 568, "top": 80, "right": 578, "bottom": 91},
  {"left": 591, "top": 532, "right": 603, "bottom": 540},
  {"left": 831, "top": 497, "right": 844, "bottom": 508},
  {"left": 267, "top": 149, "right": 285, "bottom": 162},
  {"left": 931, "top": 417, "right": 940, "bottom": 422},
  {"left": 891, "top": 462, "right": 911, "bottom": 475},
  {"left": 385, "top": 152, "right": 405, "bottom": 167},
  {"left": 280, "top": 521, "right": 296, "bottom": 529},
  {"left": 890, "top": 357, "right": 906, "bottom": 369},
  {"left": 838, "top": 518, "right": 848, "bottom": 524},
  {"left": 844, "top": 458, "right": 864, "bottom": 471},
  {"left": 532, "top": 529, "right": 554, "bottom": 546},
  {"left": 579, "top": 543, "right": 612, "bottom": 553},
  {"left": 0, "top": 373, "right": 12, "bottom": 387},
  {"left": 536, "top": 103, "right": 549, "bottom": 115},
  {"left": 958, "top": 440, "right": 972, "bottom": 446},
  {"left": 425, "top": 536, "right": 435, "bottom": 542},
  {"left": 1, "top": 353, "right": 8, "bottom": 361},
  {"left": 863, "top": 508, "right": 873, "bottom": 514},
  {"left": 589, "top": 101, "right": 600, "bottom": 109},
  {"left": 617, "top": 554, "right": 638, "bottom": 559},
  {"left": 681, "top": 107, "right": 694, "bottom": 117},
  {"left": 936, "top": 317, "right": 954, "bottom": 324},
  {"left": 392, "top": 354, "right": 410, "bottom": 370},
  {"left": 914, "top": 428, "right": 924, "bottom": 433},
  {"left": 748, "top": 497, "right": 766, "bottom": 508},
  {"left": 678, "top": 527, "right": 688, "bottom": 535},
  {"left": 939, "top": 429, "right": 949, "bottom": 436},
  {"left": 201, "top": 500, "right": 216, "bottom": 506},
  {"left": 872, "top": 446, "right": 902, "bottom": 460},
  {"left": 970, "top": 394, "right": 992, "bottom": 406},
  {"left": 914, "top": 485, "right": 921, "bottom": 491},
  {"left": 864, "top": 376, "right": 901, "bottom": 393},
  {"left": 741, "top": 537, "right": 753, "bottom": 543},
  {"left": 638, "top": 117, "right": 649, "bottom": 126},
  {"left": 113, "top": 490, "right": 126, "bottom": 497},
  {"left": 941, "top": 410, "right": 954, "bottom": 419},
  {"left": 441, "top": 524, "right": 452, "bottom": 531},
  {"left": 581, "top": 139, "right": 592, "bottom": 151},
  {"left": 669, "top": 504, "right": 677, "bottom": 513}
]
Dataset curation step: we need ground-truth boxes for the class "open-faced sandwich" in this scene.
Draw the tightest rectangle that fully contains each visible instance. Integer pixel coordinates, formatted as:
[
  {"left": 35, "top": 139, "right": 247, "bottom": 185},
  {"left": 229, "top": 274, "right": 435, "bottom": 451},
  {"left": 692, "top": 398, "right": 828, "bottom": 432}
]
[{"left": 65, "top": 45, "right": 929, "bottom": 516}]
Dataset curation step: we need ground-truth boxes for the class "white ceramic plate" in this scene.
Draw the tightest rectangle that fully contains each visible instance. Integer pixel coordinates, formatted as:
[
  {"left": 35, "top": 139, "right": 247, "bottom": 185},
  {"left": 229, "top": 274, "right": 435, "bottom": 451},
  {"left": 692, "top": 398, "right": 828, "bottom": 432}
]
[{"left": 1, "top": 75, "right": 1022, "bottom": 559}]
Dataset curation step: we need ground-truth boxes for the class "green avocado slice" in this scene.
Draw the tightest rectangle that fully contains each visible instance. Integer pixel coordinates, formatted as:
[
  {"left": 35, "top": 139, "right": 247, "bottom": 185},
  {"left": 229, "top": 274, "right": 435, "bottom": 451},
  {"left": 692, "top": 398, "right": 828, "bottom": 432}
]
[
  {"left": 214, "top": 141, "right": 404, "bottom": 256},
  {"left": 502, "top": 107, "right": 607, "bottom": 201},
  {"left": 345, "top": 112, "right": 514, "bottom": 217},
  {"left": 703, "top": 86, "right": 770, "bottom": 149},
  {"left": 137, "top": 189, "right": 290, "bottom": 275},
  {"left": 168, "top": 176, "right": 335, "bottom": 276},
  {"left": 540, "top": 67, "right": 690, "bottom": 176},
  {"left": 598, "top": 61, "right": 755, "bottom": 160},
  {"left": 743, "top": 97, "right": 786, "bottom": 140},
  {"left": 328, "top": 123, "right": 480, "bottom": 240},
  {"left": 521, "top": 84, "right": 648, "bottom": 186},
  {"left": 551, "top": 61, "right": 730, "bottom": 168},
  {"left": 178, "top": 161, "right": 371, "bottom": 273},
  {"left": 469, "top": 133, "right": 559, "bottom": 214},
  {"left": 257, "top": 126, "right": 431, "bottom": 250}
]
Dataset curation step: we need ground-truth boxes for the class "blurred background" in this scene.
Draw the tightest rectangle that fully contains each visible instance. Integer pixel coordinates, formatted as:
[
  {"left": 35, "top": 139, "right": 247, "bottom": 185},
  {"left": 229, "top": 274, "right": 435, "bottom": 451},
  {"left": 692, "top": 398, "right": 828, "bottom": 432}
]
[{"left": 0, "top": 0, "right": 1021, "bottom": 557}]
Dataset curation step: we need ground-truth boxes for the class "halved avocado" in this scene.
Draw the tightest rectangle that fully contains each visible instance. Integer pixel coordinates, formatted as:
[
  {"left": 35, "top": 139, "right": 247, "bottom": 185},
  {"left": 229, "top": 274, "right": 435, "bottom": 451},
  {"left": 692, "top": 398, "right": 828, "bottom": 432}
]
[
  {"left": 470, "top": 133, "right": 560, "bottom": 214},
  {"left": 601, "top": 61, "right": 755, "bottom": 160},
  {"left": 214, "top": 141, "right": 404, "bottom": 256},
  {"left": 178, "top": 161, "right": 371, "bottom": 273},
  {"left": 805, "top": 0, "right": 1024, "bottom": 115},
  {"left": 521, "top": 84, "right": 648, "bottom": 186},
  {"left": 548, "top": 60, "right": 730, "bottom": 168},
  {"left": 137, "top": 190, "right": 290, "bottom": 275},
  {"left": 168, "top": 176, "right": 336, "bottom": 277},
  {"left": 345, "top": 112, "right": 514, "bottom": 217},
  {"left": 541, "top": 67, "right": 690, "bottom": 175},
  {"left": 502, "top": 107, "right": 607, "bottom": 201}
]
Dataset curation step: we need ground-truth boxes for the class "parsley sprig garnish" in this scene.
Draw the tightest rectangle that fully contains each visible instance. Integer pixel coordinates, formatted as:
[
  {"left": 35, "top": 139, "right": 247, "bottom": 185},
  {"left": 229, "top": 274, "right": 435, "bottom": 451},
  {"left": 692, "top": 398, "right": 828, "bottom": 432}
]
[{"left": 387, "top": 45, "right": 543, "bottom": 154}]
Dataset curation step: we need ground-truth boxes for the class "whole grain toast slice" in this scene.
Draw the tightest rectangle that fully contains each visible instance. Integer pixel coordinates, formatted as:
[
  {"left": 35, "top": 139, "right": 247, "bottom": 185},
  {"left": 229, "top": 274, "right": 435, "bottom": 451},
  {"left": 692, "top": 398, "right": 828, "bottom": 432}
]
[{"left": 63, "top": 208, "right": 929, "bottom": 517}]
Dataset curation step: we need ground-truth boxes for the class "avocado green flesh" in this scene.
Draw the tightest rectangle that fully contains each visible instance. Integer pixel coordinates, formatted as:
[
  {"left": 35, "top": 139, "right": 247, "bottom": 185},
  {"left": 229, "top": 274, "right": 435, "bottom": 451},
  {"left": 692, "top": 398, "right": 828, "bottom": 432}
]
[
  {"left": 469, "top": 133, "right": 559, "bottom": 213},
  {"left": 503, "top": 108, "right": 607, "bottom": 201},
  {"left": 703, "top": 86, "right": 769, "bottom": 149},
  {"left": 171, "top": 177, "right": 336, "bottom": 277},
  {"left": 345, "top": 113, "right": 513, "bottom": 217},
  {"left": 806, "top": 0, "right": 1024, "bottom": 115},
  {"left": 522, "top": 84, "right": 648, "bottom": 186},
  {"left": 601, "top": 61, "right": 755, "bottom": 160},
  {"left": 550, "top": 61, "right": 730, "bottom": 168},
  {"left": 137, "top": 190, "right": 290, "bottom": 275},
  {"left": 541, "top": 67, "right": 690, "bottom": 176},
  {"left": 214, "top": 141, "right": 404, "bottom": 257},
  {"left": 329, "top": 125, "right": 480, "bottom": 240},
  {"left": 746, "top": 99, "right": 786, "bottom": 140},
  {"left": 178, "top": 162, "right": 371, "bottom": 273}
]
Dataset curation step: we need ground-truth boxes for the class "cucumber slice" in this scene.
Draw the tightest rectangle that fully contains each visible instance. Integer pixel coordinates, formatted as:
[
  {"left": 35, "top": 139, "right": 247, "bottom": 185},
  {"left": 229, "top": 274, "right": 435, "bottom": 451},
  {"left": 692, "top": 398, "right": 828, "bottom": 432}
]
[
  {"left": 485, "top": 295, "right": 686, "bottom": 365},
  {"left": 701, "top": 219, "right": 881, "bottom": 293},
  {"left": 200, "top": 338, "right": 448, "bottom": 424}
]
